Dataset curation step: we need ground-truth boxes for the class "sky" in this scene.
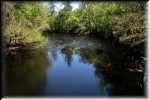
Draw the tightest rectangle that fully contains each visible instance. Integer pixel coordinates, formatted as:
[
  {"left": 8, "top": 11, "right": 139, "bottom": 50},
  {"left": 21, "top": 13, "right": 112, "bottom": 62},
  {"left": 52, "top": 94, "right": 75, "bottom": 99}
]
[{"left": 43, "top": 1, "right": 80, "bottom": 12}]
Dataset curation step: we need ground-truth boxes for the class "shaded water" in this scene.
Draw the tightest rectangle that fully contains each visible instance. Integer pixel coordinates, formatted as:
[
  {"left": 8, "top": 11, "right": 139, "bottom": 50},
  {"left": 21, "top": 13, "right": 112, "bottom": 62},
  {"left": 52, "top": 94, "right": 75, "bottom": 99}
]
[{"left": 5, "top": 34, "right": 145, "bottom": 97}]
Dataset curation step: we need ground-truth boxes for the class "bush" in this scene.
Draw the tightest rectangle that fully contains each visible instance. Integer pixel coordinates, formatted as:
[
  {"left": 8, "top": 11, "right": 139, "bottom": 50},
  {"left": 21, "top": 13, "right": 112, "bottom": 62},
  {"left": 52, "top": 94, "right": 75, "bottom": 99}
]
[
  {"left": 2, "top": 2, "right": 49, "bottom": 47},
  {"left": 112, "top": 12, "right": 145, "bottom": 46}
]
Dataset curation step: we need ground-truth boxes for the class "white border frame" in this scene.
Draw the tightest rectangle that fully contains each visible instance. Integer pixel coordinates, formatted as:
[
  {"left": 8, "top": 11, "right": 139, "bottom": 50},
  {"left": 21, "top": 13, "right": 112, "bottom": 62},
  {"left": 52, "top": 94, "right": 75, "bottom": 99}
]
[{"left": 1, "top": 1, "right": 150, "bottom": 100}]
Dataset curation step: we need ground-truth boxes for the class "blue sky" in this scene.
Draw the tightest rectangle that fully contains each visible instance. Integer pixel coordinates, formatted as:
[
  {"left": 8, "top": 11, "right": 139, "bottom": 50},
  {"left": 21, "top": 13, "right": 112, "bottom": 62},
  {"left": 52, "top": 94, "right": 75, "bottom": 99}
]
[{"left": 43, "top": 1, "right": 80, "bottom": 12}]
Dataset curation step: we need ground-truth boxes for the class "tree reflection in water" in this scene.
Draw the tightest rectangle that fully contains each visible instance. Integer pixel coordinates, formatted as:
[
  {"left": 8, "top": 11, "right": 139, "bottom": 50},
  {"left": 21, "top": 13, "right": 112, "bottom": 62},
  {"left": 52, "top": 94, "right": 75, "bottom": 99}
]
[
  {"left": 61, "top": 47, "right": 73, "bottom": 67},
  {"left": 60, "top": 47, "right": 112, "bottom": 95},
  {"left": 6, "top": 47, "right": 50, "bottom": 96},
  {"left": 60, "top": 46, "right": 144, "bottom": 96},
  {"left": 76, "top": 48, "right": 112, "bottom": 96},
  {"left": 5, "top": 34, "right": 145, "bottom": 96}
]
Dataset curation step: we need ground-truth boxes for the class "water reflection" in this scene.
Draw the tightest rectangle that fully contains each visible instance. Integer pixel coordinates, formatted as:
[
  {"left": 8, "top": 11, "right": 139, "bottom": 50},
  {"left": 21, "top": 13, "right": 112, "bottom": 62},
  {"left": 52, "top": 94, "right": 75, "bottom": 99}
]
[
  {"left": 45, "top": 34, "right": 144, "bottom": 96},
  {"left": 44, "top": 44, "right": 112, "bottom": 96},
  {"left": 5, "top": 34, "right": 144, "bottom": 96},
  {"left": 61, "top": 47, "right": 73, "bottom": 67},
  {"left": 6, "top": 47, "right": 50, "bottom": 96},
  {"left": 75, "top": 48, "right": 112, "bottom": 96}
]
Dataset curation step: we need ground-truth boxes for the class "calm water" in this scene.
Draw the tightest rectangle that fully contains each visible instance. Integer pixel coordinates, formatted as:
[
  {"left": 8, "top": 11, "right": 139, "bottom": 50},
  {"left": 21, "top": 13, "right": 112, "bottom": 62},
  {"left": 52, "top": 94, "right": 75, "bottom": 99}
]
[{"left": 5, "top": 34, "right": 145, "bottom": 97}]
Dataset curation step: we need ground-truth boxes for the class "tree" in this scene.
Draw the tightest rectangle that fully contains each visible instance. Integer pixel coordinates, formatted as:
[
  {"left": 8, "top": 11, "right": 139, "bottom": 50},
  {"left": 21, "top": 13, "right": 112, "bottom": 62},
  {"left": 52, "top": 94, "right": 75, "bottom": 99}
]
[{"left": 2, "top": 2, "right": 49, "bottom": 47}]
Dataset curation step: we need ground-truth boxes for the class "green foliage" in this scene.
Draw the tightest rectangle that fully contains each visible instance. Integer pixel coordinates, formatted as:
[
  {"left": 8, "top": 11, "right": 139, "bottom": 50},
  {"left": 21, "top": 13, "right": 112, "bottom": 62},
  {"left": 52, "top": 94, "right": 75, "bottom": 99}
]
[
  {"left": 3, "top": 1, "right": 146, "bottom": 49},
  {"left": 47, "top": 2, "right": 122, "bottom": 36},
  {"left": 3, "top": 2, "right": 49, "bottom": 47},
  {"left": 46, "top": 1, "right": 146, "bottom": 46},
  {"left": 112, "top": 2, "right": 146, "bottom": 46}
]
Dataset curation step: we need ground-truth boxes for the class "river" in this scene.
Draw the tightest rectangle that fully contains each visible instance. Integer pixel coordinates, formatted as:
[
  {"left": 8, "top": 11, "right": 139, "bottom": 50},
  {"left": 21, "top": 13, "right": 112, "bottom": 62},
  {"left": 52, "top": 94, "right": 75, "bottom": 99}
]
[{"left": 5, "top": 34, "right": 145, "bottom": 97}]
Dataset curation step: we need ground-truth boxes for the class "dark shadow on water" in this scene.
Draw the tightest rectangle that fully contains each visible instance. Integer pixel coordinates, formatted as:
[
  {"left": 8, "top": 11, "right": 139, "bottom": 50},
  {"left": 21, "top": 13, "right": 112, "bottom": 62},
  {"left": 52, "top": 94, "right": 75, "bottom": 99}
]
[
  {"left": 5, "top": 34, "right": 145, "bottom": 97},
  {"left": 5, "top": 48, "right": 50, "bottom": 96}
]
